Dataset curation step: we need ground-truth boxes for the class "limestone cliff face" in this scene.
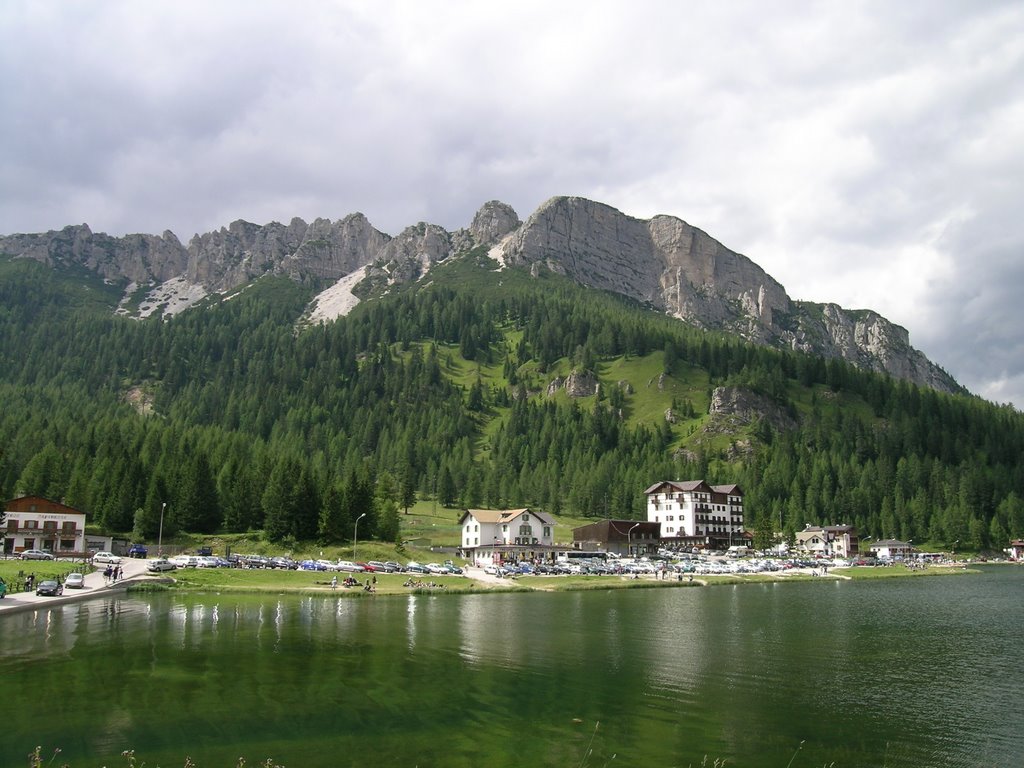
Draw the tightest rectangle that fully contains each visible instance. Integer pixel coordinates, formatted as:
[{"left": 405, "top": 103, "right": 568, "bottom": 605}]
[
  {"left": 0, "top": 224, "right": 188, "bottom": 285},
  {"left": 186, "top": 214, "right": 390, "bottom": 290},
  {"left": 0, "top": 196, "right": 958, "bottom": 394},
  {"left": 497, "top": 196, "right": 958, "bottom": 394}
]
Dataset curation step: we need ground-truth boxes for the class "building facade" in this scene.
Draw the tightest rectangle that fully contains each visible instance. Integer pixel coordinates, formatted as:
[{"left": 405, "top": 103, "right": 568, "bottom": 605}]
[
  {"left": 459, "top": 508, "right": 556, "bottom": 564},
  {"left": 870, "top": 539, "right": 914, "bottom": 560},
  {"left": 3, "top": 496, "right": 87, "bottom": 557},
  {"left": 645, "top": 480, "right": 745, "bottom": 550},
  {"left": 572, "top": 519, "right": 661, "bottom": 557},
  {"left": 794, "top": 524, "right": 861, "bottom": 558}
]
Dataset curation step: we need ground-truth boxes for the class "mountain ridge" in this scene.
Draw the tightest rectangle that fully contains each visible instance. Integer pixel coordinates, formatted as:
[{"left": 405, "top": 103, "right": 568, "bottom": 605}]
[{"left": 0, "top": 197, "right": 959, "bottom": 395}]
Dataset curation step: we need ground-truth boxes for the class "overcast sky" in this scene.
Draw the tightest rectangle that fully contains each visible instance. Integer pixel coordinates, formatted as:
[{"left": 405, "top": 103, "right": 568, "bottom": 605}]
[{"left": 2, "top": 0, "right": 1022, "bottom": 408}]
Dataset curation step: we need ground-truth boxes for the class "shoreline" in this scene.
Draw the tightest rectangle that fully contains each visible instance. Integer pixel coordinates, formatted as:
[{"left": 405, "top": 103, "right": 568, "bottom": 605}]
[{"left": 0, "top": 561, "right": 990, "bottom": 613}]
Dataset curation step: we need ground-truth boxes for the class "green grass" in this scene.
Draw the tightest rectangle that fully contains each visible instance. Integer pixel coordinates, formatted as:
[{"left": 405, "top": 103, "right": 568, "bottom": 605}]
[
  {"left": 517, "top": 574, "right": 698, "bottom": 591},
  {"left": 0, "top": 559, "right": 86, "bottom": 591},
  {"left": 837, "top": 564, "right": 979, "bottom": 580},
  {"left": 143, "top": 568, "right": 525, "bottom": 596}
]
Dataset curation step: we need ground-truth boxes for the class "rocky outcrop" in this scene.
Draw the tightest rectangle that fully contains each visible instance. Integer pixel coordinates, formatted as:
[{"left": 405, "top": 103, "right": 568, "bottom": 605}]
[
  {"left": 546, "top": 370, "right": 599, "bottom": 398},
  {"left": 469, "top": 200, "right": 521, "bottom": 246},
  {"left": 708, "top": 386, "right": 798, "bottom": 432},
  {"left": 370, "top": 222, "right": 452, "bottom": 285}
]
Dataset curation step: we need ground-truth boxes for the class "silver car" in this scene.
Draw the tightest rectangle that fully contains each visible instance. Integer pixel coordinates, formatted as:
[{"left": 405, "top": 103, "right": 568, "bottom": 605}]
[{"left": 20, "top": 549, "right": 54, "bottom": 560}]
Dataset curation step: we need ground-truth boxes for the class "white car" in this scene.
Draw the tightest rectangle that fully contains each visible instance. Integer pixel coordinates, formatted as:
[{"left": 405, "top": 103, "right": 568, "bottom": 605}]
[
  {"left": 64, "top": 572, "right": 86, "bottom": 589},
  {"left": 169, "top": 554, "right": 197, "bottom": 568},
  {"left": 93, "top": 551, "right": 122, "bottom": 565},
  {"left": 147, "top": 558, "right": 177, "bottom": 573},
  {"left": 335, "top": 560, "right": 365, "bottom": 572}
]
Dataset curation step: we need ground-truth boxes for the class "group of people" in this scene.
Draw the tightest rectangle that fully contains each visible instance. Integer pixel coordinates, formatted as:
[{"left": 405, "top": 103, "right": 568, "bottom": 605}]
[
  {"left": 402, "top": 578, "right": 446, "bottom": 590},
  {"left": 329, "top": 575, "right": 376, "bottom": 592},
  {"left": 103, "top": 564, "right": 122, "bottom": 584}
]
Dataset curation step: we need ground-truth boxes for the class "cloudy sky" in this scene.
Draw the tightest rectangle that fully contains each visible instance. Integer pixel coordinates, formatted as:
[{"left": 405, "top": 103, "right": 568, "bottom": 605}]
[{"left": 2, "top": 0, "right": 1022, "bottom": 407}]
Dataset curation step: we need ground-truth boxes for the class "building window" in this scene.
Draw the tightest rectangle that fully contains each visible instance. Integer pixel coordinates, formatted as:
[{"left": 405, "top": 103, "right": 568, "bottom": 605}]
[
  {"left": 543, "top": 526, "right": 550, "bottom": 538},
  {"left": 519, "top": 525, "right": 531, "bottom": 536}
]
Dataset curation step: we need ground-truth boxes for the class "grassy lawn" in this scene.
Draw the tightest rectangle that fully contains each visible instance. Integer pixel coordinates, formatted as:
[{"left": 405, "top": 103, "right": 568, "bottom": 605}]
[
  {"left": 147, "top": 568, "right": 526, "bottom": 596},
  {"left": 0, "top": 559, "right": 87, "bottom": 592},
  {"left": 837, "top": 564, "right": 978, "bottom": 580},
  {"left": 517, "top": 574, "right": 698, "bottom": 591}
]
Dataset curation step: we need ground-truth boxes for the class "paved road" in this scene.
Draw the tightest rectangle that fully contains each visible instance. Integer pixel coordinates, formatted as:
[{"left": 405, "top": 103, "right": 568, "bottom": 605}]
[{"left": 0, "top": 556, "right": 154, "bottom": 615}]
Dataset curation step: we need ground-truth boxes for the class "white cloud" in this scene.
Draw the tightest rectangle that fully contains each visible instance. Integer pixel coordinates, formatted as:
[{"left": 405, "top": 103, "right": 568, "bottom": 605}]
[{"left": 1, "top": 0, "right": 1023, "bottom": 406}]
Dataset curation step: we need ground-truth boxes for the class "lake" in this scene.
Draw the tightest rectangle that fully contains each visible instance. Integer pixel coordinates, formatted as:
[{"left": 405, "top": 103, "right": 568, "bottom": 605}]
[{"left": 1, "top": 566, "right": 1021, "bottom": 767}]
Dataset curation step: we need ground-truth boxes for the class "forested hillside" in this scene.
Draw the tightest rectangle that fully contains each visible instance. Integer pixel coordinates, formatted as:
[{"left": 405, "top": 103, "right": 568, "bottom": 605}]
[{"left": 2, "top": 251, "right": 1023, "bottom": 552}]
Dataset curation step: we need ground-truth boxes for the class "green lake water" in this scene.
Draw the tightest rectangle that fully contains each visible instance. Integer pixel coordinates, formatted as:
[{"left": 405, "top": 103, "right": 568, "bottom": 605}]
[{"left": 1, "top": 566, "right": 1021, "bottom": 767}]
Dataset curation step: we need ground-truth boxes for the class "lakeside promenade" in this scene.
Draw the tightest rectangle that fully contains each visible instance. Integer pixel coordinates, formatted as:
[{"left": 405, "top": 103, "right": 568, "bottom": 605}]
[{"left": 0, "top": 556, "right": 152, "bottom": 615}]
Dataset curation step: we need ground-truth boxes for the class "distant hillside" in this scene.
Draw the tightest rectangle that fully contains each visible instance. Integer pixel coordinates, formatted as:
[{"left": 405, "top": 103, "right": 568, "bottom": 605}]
[{"left": 1, "top": 250, "right": 1022, "bottom": 556}]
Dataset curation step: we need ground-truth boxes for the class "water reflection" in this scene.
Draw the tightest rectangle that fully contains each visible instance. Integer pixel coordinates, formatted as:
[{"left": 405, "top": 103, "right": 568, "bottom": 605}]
[{"left": 1, "top": 568, "right": 1021, "bottom": 768}]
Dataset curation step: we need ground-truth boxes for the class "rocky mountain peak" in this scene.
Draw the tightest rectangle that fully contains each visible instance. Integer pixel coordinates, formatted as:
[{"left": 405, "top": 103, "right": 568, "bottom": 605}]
[{"left": 469, "top": 200, "right": 521, "bottom": 246}]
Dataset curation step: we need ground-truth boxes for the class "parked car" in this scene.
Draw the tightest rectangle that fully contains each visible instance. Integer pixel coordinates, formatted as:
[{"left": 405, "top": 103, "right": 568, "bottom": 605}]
[
  {"left": 64, "top": 572, "right": 86, "bottom": 589},
  {"left": 147, "top": 558, "right": 177, "bottom": 573},
  {"left": 93, "top": 551, "right": 122, "bottom": 565},
  {"left": 36, "top": 579, "right": 64, "bottom": 596},
  {"left": 20, "top": 549, "right": 54, "bottom": 560},
  {"left": 127, "top": 544, "right": 149, "bottom": 558},
  {"left": 405, "top": 562, "right": 429, "bottom": 574},
  {"left": 384, "top": 561, "right": 403, "bottom": 573},
  {"left": 336, "top": 561, "right": 365, "bottom": 572},
  {"left": 169, "top": 554, "right": 196, "bottom": 568}
]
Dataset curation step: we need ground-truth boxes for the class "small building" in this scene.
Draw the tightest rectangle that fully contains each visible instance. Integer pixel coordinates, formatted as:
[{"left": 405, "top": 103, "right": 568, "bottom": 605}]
[
  {"left": 645, "top": 480, "right": 745, "bottom": 551},
  {"left": 459, "top": 508, "right": 556, "bottom": 565},
  {"left": 795, "top": 524, "right": 861, "bottom": 558},
  {"left": 572, "top": 519, "right": 661, "bottom": 557},
  {"left": 870, "top": 539, "right": 914, "bottom": 560},
  {"left": 1006, "top": 540, "right": 1024, "bottom": 560},
  {"left": 3, "top": 495, "right": 87, "bottom": 557}
]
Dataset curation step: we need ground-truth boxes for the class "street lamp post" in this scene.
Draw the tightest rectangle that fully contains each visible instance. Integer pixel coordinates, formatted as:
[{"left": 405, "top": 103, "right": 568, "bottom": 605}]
[
  {"left": 158, "top": 502, "right": 166, "bottom": 556},
  {"left": 627, "top": 522, "right": 640, "bottom": 558},
  {"left": 353, "top": 512, "right": 367, "bottom": 563}
]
